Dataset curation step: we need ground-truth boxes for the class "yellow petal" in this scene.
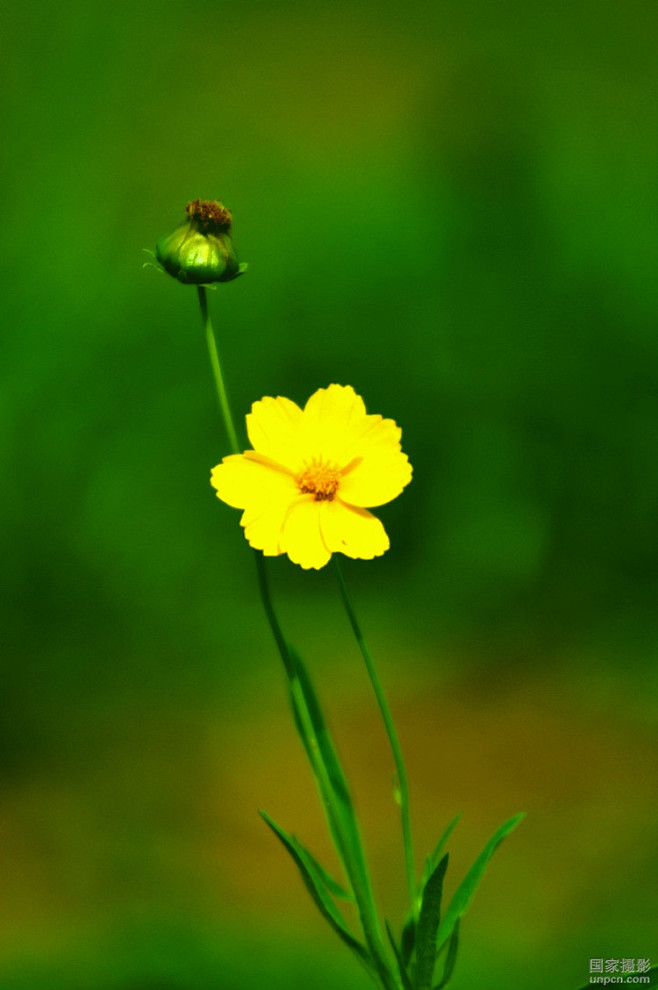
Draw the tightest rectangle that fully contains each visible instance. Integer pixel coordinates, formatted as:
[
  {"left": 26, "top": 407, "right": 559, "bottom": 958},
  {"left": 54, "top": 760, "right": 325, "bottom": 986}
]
[
  {"left": 303, "top": 384, "right": 366, "bottom": 427},
  {"left": 300, "top": 386, "right": 410, "bottom": 501},
  {"left": 210, "top": 453, "right": 297, "bottom": 509},
  {"left": 281, "top": 498, "right": 331, "bottom": 570},
  {"left": 320, "top": 500, "right": 390, "bottom": 560},
  {"left": 339, "top": 439, "right": 413, "bottom": 508},
  {"left": 240, "top": 501, "right": 289, "bottom": 556},
  {"left": 246, "top": 395, "right": 304, "bottom": 472},
  {"left": 300, "top": 384, "right": 368, "bottom": 463}
]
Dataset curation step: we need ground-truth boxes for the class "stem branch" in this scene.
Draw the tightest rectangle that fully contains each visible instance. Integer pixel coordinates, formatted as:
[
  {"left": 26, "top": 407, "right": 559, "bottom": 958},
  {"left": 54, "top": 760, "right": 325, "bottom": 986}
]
[{"left": 333, "top": 557, "right": 416, "bottom": 913}]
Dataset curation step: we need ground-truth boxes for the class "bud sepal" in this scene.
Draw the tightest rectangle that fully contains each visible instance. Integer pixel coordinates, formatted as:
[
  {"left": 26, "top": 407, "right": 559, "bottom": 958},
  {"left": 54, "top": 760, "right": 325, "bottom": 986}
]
[{"left": 152, "top": 199, "right": 247, "bottom": 286}]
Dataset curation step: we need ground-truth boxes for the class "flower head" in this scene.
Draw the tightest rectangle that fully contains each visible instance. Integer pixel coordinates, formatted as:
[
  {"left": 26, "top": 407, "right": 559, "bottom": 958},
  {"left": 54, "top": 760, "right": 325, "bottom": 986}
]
[
  {"left": 154, "top": 199, "right": 247, "bottom": 285},
  {"left": 211, "top": 384, "right": 412, "bottom": 569}
]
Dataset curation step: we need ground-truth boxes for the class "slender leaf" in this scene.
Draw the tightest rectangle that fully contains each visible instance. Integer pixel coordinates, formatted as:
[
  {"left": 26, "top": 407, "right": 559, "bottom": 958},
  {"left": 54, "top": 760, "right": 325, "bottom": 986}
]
[
  {"left": 400, "top": 914, "right": 416, "bottom": 969},
  {"left": 433, "top": 920, "right": 459, "bottom": 989},
  {"left": 399, "top": 813, "right": 461, "bottom": 968},
  {"left": 286, "top": 646, "right": 374, "bottom": 907},
  {"left": 424, "top": 814, "right": 462, "bottom": 887},
  {"left": 287, "top": 645, "right": 351, "bottom": 807},
  {"left": 435, "top": 813, "right": 525, "bottom": 950},
  {"left": 385, "top": 921, "right": 414, "bottom": 990},
  {"left": 282, "top": 646, "right": 394, "bottom": 990},
  {"left": 300, "top": 844, "right": 354, "bottom": 901},
  {"left": 415, "top": 854, "right": 449, "bottom": 990},
  {"left": 260, "top": 811, "right": 373, "bottom": 973}
]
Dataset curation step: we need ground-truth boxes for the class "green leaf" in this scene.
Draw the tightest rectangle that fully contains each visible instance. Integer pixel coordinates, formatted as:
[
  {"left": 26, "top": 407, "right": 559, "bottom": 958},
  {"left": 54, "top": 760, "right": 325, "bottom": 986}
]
[
  {"left": 286, "top": 646, "right": 373, "bottom": 903},
  {"left": 385, "top": 920, "right": 414, "bottom": 990},
  {"left": 574, "top": 968, "right": 658, "bottom": 990},
  {"left": 280, "top": 646, "right": 393, "bottom": 990},
  {"left": 400, "top": 914, "right": 416, "bottom": 969},
  {"left": 415, "top": 853, "right": 449, "bottom": 990},
  {"left": 423, "top": 814, "right": 461, "bottom": 887},
  {"left": 400, "top": 813, "right": 462, "bottom": 969},
  {"left": 435, "top": 813, "right": 525, "bottom": 951},
  {"left": 301, "top": 845, "right": 354, "bottom": 901},
  {"left": 287, "top": 645, "right": 353, "bottom": 812},
  {"left": 433, "top": 920, "right": 459, "bottom": 989},
  {"left": 260, "top": 810, "right": 373, "bottom": 974}
]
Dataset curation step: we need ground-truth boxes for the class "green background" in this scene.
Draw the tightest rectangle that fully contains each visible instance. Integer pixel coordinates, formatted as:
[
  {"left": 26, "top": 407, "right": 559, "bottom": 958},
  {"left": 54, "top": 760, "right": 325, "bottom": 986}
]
[{"left": 1, "top": 1, "right": 657, "bottom": 987}]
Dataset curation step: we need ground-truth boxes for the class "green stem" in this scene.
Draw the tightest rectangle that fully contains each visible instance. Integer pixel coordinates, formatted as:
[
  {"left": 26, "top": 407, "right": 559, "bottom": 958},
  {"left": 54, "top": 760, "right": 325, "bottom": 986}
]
[
  {"left": 253, "top": 551, "right": 294, "bottom": 679},
  {"left": 198, "top": 286, "right": 240, "bottom": 455},
  {"left": 254, "top": 552, "right": 396, "bottom": 990},
  {"left": 198, "top": 287, "right": 293, "bottom": 679},
  {"left": 333, "top": 557, "right": 416, "bottom": 914},
  {"left": 197, "top": 288, "right": 398, "bottom": 990}
]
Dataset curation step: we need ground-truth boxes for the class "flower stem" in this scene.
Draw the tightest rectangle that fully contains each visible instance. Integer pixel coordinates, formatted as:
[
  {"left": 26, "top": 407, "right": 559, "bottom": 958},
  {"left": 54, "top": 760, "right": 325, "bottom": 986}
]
[
  {"left": 332, "top": 556, "right": 416, "bottom": 914},
  {"left": 254, "top": 553, "right": 396, "bottom": 990},
  {"left": 197, "top": 288, "right": 397, "bottom": 989},
  {"left": 198, "top": 286, "right": 240, "bottom": 455},
  {"left": 197, "top": 287, "right": 293, "bottom": 677}
]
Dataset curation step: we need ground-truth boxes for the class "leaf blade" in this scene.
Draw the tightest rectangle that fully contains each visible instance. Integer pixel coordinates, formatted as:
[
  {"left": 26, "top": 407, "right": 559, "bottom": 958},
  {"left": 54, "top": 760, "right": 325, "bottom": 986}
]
[
  {"left": 433, "top": 920, "right": 459, "bottom": 989},
  {"left": 280, "top": 646, "right": 394, "bottom": 989},
  {"left": 415, "top": 853, "right": 449, "bottom": 990},
  {"left": 286, "top": 647, "right": 376, "bottom": 916},
  {"left": 435, "top": 813, "right": 525, "bottom": 951},
  {"left": 301, "top": 844, "right": 354, "bottom": 902},
  {"left": 424, "top": 814, "right": 461, "bottom": 887},
  {"left": 385, "top": 921, "right": 414, "bottom": 990},
  {"left": 260, "top": 810, "right": 373, "bottom": 973}
]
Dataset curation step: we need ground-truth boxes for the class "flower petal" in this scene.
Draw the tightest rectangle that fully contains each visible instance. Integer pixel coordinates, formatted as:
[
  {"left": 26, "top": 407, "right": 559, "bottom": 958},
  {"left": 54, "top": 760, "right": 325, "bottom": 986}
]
[
  {"left": 300, "top": 384, "right": 368, "bottom": 463},
  {"left": 246, "top": 395, "right": 304, "bottom": 471},
  {"left": 281, "top": 498, "right": 331, "bottom": 570},
  {"left": 339, "top": 430, "right": 413, "bottom": 508},
  {"left": 210, "top": 453, "right": 297, "bottom": 509},
  {"left": 240, "top": 501, "right": 289, "bottom": 556},
  {"left": 320, "top": 500, "right": 390, "bottom": 561},
  {"left": 300, "top": 386, "right": 412, "bottom": 505}
]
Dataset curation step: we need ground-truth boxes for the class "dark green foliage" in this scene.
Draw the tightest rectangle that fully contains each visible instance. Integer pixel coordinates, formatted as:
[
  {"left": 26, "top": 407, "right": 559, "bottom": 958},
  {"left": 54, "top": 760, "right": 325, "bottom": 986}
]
[
  {"left": 260, "top": 812, "right": 373, "bottom": 976},
  {"left": 433, "top": 921, "right": 459, "bottom": 990},
  {"left": 415, "top": 854, "right": 449, "bottom": 990},
  {"left": 400, "top": 914, "right": 416, "bottom": 971},
  {"left": 435, "top": 814, "right": 525, "bottom": 950},
  {"left": 385, "top": 921, "right": 414, "bottom": 990}
]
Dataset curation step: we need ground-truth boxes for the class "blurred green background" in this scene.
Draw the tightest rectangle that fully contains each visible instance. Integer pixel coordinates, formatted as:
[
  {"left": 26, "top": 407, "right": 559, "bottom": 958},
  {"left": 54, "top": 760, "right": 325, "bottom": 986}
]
[{"left": 1, "top": 0, "right": 657, "bottom": 987}]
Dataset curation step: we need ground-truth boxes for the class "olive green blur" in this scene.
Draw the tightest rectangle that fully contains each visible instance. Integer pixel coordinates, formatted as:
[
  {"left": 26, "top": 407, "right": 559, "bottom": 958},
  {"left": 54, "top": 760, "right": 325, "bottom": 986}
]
[{"left": 1, "top": 1, "right": 656, "bottom": 989}]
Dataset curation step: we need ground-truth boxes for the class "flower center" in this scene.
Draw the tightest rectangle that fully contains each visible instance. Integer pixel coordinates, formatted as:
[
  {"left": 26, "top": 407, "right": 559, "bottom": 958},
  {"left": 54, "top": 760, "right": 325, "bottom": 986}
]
[
  {"left": 186, "top": 199, "right": 233, "bottom": 233},
  {"left": 297, "top": 461, "right": 340, "bottom": 501}
]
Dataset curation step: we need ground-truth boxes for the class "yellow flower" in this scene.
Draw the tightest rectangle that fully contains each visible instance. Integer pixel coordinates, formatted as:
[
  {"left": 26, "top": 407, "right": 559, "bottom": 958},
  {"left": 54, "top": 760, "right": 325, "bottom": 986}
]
[{"left": 210, "top": 384, "right": 412, "bottom": 570}]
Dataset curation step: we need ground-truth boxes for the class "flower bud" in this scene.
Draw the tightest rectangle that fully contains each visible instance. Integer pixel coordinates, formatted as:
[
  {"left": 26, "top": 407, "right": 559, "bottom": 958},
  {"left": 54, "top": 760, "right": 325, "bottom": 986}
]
[{"left": 155, "top": 199, "right": 247, "bottom": 285}]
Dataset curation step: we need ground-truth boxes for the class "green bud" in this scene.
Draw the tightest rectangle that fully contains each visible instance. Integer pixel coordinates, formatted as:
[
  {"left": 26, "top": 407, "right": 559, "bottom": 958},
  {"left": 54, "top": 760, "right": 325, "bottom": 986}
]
[{"left": 155, "top": 199, "right": 247, "bottom": 285}]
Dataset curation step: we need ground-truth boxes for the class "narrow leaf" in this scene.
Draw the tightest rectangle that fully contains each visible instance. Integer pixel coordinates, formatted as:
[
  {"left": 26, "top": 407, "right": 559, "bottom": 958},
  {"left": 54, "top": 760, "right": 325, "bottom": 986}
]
[
  {"left": 385, "top": 921, "right": 414, "bottom": 990},
  {"left": 433, "top": 920, "right": 459, "bottom": 989},
  {"left": 260, "top": 811, "right": 373, "bottom": 972},
  {"left": 286, "top": 647, "right": 374, "bottom": 905},
  {"left": 400, "top": 813, "right": 462, "bottom": 968},
  {"left": 400, "top": 915, "right": 416, "bottom": 969},
  {"left": 302, "top": 845, "right": 354, "bottom": 901},
  {"left": 282, "top": 647, "right": 390, "bottom": 990},
  {"left": 435, "top": 813, "right": 525, "bottom": 950},
  {"left": 423, "top": 814, "right": 461, "bottom": 888},
  {"left": 287, "top": 646, "right": 353, "bottom": 820},
  {"left": 415, "top": 853, "right": 449, "bottom": 990}
]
